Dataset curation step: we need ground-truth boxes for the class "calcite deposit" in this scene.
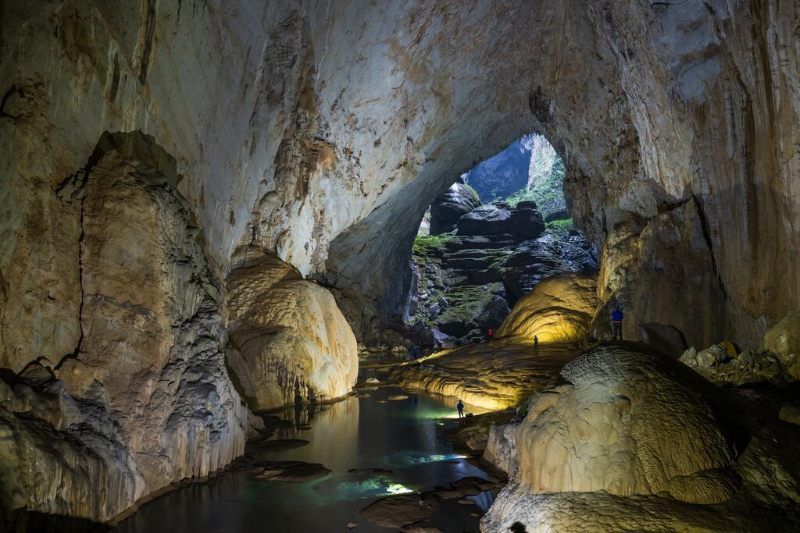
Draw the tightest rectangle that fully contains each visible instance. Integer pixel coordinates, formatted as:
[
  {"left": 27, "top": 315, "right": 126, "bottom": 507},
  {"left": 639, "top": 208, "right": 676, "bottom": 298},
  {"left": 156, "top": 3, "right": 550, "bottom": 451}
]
[
  {"left": 390, "top": 340, "right": 578, "bottom": 410},
  {"left": 226, "top": 253, "right": 358, "bottom": 411},
  {"left": 497, "top": 274, "right": 597, "bottom": 344},
  {"left": 0, "top": 134, "right": 249, "bottom": 522},
  {"left": 482, "top": 346, "right": 800, "bottom": 531}
]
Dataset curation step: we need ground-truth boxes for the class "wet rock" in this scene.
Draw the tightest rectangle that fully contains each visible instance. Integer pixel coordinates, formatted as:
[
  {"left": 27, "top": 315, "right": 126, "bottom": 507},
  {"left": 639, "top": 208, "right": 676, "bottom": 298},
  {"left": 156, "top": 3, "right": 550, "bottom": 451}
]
[
  {"left": 483, "top": 423, "right": 519, "bottom": 477},
  {"left": 391, "top": 338, "right": 577, "bottom": 410},
  {"left": 429, "top": 181, "right": 480, "bottom": 235},
  {"left": 360, "top": 493, "right": 440, "bottom": 529},
  {"left": 249, "top": 439, "right": 310, "bottom": 454}
]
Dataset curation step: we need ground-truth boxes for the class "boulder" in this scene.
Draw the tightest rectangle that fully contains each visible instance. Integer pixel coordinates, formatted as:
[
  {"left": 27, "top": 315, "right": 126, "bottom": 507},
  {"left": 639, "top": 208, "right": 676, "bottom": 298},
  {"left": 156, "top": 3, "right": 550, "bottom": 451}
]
[
  {"left": 515, "top": 347, "right": 737, "bottom": 499},
  {"left": 680, "top": 345, "right": 795, "bottom": 386},
  {"left": 226, "top": 254, "right": 358, "bottom": 410},
  {"left": 763, "top": 310, "right": 800, "bottom": 362},
  {"left": 483, "top": 422, "right": 519, "bottom": 477},
  {"left": 429, "top": 181, "right": 481, "bottom": 234},
  {"left": 456, "top": 204, "right": 545, "bottom": 244},
  {"left": 497, "top": 274, "right": 597, "bottom": 344},
  {"left": 483, "top": 346, "right": 749, "bottom": 531}
]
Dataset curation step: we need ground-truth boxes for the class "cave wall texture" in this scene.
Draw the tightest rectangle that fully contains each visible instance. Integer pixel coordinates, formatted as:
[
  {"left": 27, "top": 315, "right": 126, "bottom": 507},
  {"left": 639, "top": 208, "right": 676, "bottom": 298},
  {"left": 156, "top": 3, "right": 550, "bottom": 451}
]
[{"left": 1, "top": 0, "right": 799, "bottom": 522}]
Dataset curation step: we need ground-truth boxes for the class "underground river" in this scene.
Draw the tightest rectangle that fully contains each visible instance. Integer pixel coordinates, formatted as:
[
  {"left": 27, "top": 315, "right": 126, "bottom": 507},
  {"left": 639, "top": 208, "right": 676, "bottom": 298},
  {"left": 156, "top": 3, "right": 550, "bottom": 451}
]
[{"left": 112, "top": 387, "right": 494, "bottom": 533}]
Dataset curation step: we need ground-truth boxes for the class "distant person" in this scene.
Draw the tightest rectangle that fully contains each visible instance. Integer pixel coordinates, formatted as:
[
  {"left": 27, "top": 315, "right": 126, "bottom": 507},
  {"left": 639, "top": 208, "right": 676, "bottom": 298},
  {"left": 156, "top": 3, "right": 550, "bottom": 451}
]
[
  {"left": 611, "top": 305, "right": 624, "bottom": 341},
  {"left": 457, "top": 399, "right": 464, "bottom": 419},
  {"left": 487, "top": 327, "right": 494, "bottom": 339},
  {"left": 534, "top": 335, "right": 539, "bottom": 354},
  {"left": 409, "top": 345, "right": 421, "bottom": 359}
]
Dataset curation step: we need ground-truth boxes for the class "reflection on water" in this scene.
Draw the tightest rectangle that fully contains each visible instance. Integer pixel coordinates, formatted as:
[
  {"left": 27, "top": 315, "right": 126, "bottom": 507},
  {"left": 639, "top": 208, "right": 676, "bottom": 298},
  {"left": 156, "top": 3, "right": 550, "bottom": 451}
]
[{"left": 113, "top": 388, "right": 487, "bottom": 533}]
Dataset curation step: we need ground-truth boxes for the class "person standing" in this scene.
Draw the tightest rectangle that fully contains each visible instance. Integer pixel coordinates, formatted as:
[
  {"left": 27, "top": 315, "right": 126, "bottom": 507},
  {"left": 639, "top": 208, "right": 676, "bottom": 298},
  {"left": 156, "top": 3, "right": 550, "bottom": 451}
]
[
  {"left": 457, "top": 399, "right": 464, "bottom": 419},
  {"left": 534, "top": 335, "right": 539, "bottom": 354},
  {"left": 611, "top": 305, "right": 624, "bottom": 341},
  {"left": 487, "top": 327, "right": 494, "bottom": 339}
]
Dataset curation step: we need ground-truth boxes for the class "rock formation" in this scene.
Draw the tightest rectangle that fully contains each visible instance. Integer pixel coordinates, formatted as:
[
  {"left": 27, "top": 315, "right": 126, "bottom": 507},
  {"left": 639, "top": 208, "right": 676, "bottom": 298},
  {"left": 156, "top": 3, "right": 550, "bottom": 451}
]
[
  {"left": 482, "top": 346, "right": 800, "bottom": 531},
  {"left": 226, "top": 253, "right": 358, "bottom": 411},
  {"left": 679, "top": 311, "right": 800, "bottom": 386},
  {"left": 3, "top": 0, "right": 800, "bottom": 528},
  {"left": 457, "top": 203, "right": 545, "bottom": 244},
  {"left": 497, "top": 274, "right": 597, "bottom": 344},
  {"left": 390, "top": 340, "right": 577, "bottom": 410},
  {"left": 429, "top": 180, "right": 481, "bottom": 235},
  {"left": 0, "top": 134, "right": 249, "bottom": 522},
  {"left": 411, "top": 200, "right": 596, "bottom": 346}
]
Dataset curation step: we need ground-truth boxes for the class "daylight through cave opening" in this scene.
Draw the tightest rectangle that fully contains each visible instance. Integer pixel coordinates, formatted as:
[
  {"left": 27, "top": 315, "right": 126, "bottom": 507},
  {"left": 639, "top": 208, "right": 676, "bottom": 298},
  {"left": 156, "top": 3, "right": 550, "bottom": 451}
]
[{"left": 406, "top": 133, "right": 598, "bottom": 349}]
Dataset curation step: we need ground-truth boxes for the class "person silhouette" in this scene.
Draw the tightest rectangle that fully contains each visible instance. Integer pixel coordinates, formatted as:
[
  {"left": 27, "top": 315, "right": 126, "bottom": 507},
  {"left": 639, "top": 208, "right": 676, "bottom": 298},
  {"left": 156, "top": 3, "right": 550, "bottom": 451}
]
[
  {"left": 457, "top": 399, "right": 464, "bottom": 419},
  {"left": 534, "top": 335, "right": 539, "bottom": 354},
  {"left": 611, "top": 305, "right": 624, "bottom": 341}
]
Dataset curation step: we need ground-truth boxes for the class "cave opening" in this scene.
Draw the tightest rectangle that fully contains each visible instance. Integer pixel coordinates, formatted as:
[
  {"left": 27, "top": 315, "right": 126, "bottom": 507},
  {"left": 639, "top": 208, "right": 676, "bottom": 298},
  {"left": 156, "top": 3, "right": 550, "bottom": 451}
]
[{"left": 406, "top": 133, "right": 597, "bottom": 349}]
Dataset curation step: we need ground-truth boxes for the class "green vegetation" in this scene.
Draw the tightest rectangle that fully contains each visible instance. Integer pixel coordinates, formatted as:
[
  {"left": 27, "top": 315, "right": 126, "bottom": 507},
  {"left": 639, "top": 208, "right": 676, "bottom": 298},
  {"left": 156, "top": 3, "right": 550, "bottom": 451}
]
[
  {"left": 463, "top": 183, "right": 481, "bottom": 204},
  {"left": 436, "top": 283, "right": 502, "bottom": 324},
  {"left": 506, "top": 188, "right": 537, "bottom": 208},
  {"left": 546, "top": 217, "right": 574, "bottom": 232},
  {"left": 412, "top": 233, "right": 454, "bottom": 257},
  {"left": 506, "top": 155, "right": 567, "bottom": 216}
]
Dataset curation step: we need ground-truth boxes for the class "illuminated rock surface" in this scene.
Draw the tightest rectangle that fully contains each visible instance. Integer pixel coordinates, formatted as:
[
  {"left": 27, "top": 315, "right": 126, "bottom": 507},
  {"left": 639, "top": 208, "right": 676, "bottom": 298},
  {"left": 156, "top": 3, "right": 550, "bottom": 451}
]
[
  {"left": 515, "top": 347, "right": 736, "bottom": 499},
  {"left": 390, "top": 339, "right": 577, "bottom": 410},
  {"left": 482, "top": 346, "right": 800, "bottom": 531},
  {"left": 497, "top": 274, "right": 597, "bottom": 343},
  {"left": 226, "top": 253, "right": 358, "bottom": 411}
]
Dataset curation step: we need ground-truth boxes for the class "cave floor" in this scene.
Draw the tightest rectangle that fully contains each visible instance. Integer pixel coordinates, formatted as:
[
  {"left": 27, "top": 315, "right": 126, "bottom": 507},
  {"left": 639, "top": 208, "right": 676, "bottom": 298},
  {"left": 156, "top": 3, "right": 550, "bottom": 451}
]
[{"left": 388, "top": 338, "right": 582, "bottom": 410}]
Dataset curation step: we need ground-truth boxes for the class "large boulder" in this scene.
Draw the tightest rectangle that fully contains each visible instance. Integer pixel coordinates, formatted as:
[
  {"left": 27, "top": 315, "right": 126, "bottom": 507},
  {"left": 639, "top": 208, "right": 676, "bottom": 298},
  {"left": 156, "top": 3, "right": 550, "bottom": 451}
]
[
  {"left": 483, "top": 346, "right": 754, "bottom": 532},
  {"left": 226, "top": 254, "right": 358, "bottom": 410},
  {"left": 514, "top": 347, "right": 736, "bottom": 500},
  {"left": 763, "top": 310, "right": 800, "bottom": 362},
  {"left": 456, "top": 204, "right": 545, "bottom": 244},
  {"left": 497, "top": 274, "right": 597, "bottom": 343},
  {"left": 429, "top": 181, "right": 481, "bottom": 234}
]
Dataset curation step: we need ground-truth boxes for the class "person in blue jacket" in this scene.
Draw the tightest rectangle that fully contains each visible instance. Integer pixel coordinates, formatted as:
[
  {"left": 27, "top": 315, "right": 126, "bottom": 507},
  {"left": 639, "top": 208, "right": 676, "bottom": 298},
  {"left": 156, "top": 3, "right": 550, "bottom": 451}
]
[{"left": 611, "top": 305, "right": 624, "bottom": 341}]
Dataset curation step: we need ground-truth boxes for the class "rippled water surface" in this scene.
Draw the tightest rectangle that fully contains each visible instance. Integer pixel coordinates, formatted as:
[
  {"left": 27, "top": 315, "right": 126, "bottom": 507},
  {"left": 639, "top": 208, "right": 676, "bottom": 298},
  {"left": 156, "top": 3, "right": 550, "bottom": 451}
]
[{"left": 113, "top": 387, "right": 488, "bottom": 533}]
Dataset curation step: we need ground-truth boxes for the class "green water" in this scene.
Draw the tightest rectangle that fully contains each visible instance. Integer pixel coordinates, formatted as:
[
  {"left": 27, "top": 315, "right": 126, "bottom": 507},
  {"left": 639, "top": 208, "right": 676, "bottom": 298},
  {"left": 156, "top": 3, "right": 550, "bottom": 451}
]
[{"left": 112, "top": 387, "right": 490, "bottom": 533}]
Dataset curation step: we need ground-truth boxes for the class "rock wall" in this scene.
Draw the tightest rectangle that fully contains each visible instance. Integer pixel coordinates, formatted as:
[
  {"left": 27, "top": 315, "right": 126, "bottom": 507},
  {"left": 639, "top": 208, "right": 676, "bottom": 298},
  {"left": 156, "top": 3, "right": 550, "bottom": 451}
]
[
  {"left": 3, "top": 0, "right": 800, "bottom": 521},
  {"left": 0, "top": 134, "right": 248, "bottom": 521},
  {"left": 5, "top": 1, "right": 797, "bottom": 350}
]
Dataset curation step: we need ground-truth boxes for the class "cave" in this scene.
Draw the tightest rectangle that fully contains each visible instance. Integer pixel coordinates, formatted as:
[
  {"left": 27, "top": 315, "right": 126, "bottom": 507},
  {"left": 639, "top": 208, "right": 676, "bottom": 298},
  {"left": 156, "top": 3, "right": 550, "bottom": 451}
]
[
  {"left": 408, "top": 133, "right": 598, "bottom": 347},
  {"left": 2, "top": 2, "right": 800, "bottom": 532}
]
